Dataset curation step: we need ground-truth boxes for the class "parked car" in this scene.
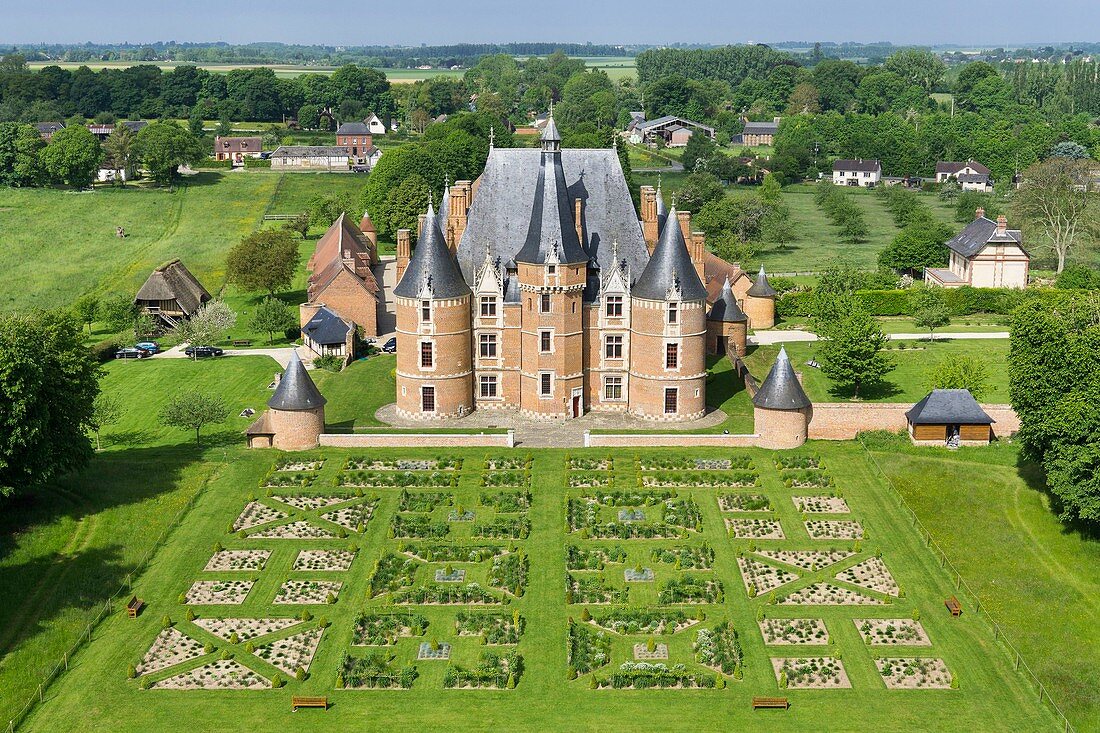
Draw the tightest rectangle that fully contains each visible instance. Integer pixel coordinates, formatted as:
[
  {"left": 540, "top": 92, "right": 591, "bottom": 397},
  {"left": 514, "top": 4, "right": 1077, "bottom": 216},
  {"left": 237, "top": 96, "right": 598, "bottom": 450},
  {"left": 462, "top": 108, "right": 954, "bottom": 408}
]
[
  {"left": 184, "top": 345, "right": 225, "bottom": 358},
  {"left": 135, "top": 341, "right": 160, "bottom": 354},
  {"left": 115, "top": 346, "right": 151, "bottom": 359},
  {"left": 381, "top": 337, "right": 397, "bottom": 354}
]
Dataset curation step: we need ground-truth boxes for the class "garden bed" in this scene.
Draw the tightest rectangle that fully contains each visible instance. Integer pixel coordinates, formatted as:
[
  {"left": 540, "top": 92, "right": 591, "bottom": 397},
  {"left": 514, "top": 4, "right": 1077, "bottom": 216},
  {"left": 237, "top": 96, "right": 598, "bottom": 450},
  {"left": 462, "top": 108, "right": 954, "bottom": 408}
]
[
  {"left": 588, "top": 609, "right": 698, "bottom": 635},
  {"left": 338, "top": 470, "right": 457, "bottom": 488},
  {"left": 779, "top": 582, "right": 885, "bottom": 606},
  {"left": 855, "top": 619, "right": 930, "bottom": 646},
  {"left": 135, "top": 628, "right": 206, "bottom": 676},
  {"left": 338, "top": 651, "right": 417, "bottom": 689},
  {"left": 183, "top": 580, "right": 254, "bottom": 605},
  {"left": 759, "top": 617, "right": 829, "bottom": 645},
  {"left": 443, "top": 650, "right": 521, "bottom": 689},
  {"left": 293, "top": 549, "right": 356, "bottom": 572},
  {"left": 397, "top": 490, "right": 454, "bottom": 513},
  {"left": 254, "top": 627, "right": 323, "bottom": 675},
  {"left": 657, "top": 576, "right": 723, "bottom": 604},
  {"left": 455, "top": 611, "right": 524, "bottom": 644},
  {"left": 352, "top": 612, "right": 427, "bottom": 645},
  {"left": 390, "top": 514, "right": 449, "bottom": 539},
  {"left": 641, "top": 470, "right": 757, "bottom": 488},
  {"left": 273, "top": 580, "right": 342, "bottom": 605},
  {"left": 481, "top": 470, "right": 531, "bottom": 487},
  {"left": 772, "top": 657, "right": 850, "bottom": 689},
  {"left": 774, "top": 455, "right": 823, "bottom": 470},
  {"left": 793, "top": 495, "right": 851, "bottom": 514},
  {"left": 249, "top": 520, "right": 336, "bottom": 539},
  {"left": 726, "top": 518, "right": 784, "bottom": 539},
  {"left": 566, "top": 545, "right": 627, "bottom": 570},
  {"left": 479, "top": 489, "right": 531, "bottom": 512},
  {"left": 263, "top": 472, "right": 316, "bottom": 489},
  {"left": 568, "top": 456, "right": 612, "bottom": 470},
  {"left": 737, "top": 557, "right": 799, "bottom": 595},
  {"left": 346, "top": 457, "right": 460, "bottom": 471},
  {"left": 568, "top": 621, "right": 611, "bottom": 674},
  {"left": 694, "top": 621, "right": 743, "bottom": 675},
  {"left": 472, "top": 516, "right": 531, "bottom": 539},
  {"left": 203, "top": 550, "right": 270, "bottom": 572},
  {"left": 594, "top": 662, "right": 717, "bottom": 689},
  {"left": 391, "top": 583, "right": 502, "bottom": 605},
  {"left": 876, "top": 657, "right": 952, "bottom": 689},
  {"left": 401, "top": 544, "right": 503, "bottom": 563},
  {"left": 192, "top": 618, "right": 302, "bottom": 642},
  {"left": 276, "top": 459, "right": 324, "bottom": 472},
  {"left": 651, "top": 544, "right": 714, "bottom": 569},
  {"left": 484, "top": 456, "right": 530, "bottom": 470},
  {"left": 804, "top": 520, "right": 864, "bottom": 540},
  {"left": 153, "top": 659, "right": 269, "bottom": 690},
  {"left": 755, "top": 550, "right": 855, "bottom": 571},
  {"left": 718, "top": 494, "right": 772, "bottom": 512},
  {"left": 320, "top": 500, "right": 377, "bottom": 531},
  {"left": 781, "top": 470, "right": 834, "bottom": 488},
  {"left": 489, "top": 552, "right": 529, "bottom": 596},
  {"left": 270, "top": 494, "right": 347, "bottom": 511},
  {"left": 570, "top": 471, "right": 614, "bottom": 488},
  {"left": 639, "top": 456, "right": 753, "bottom": 471},
  {"left": 633, "top": 642, "right": 669, "bottom": 660},
  {"left": 566, "top": 573, "right": 629, "bottom": 604},
  {"left": 836, "top": 556, "right": 899, "bottom": 596},
  {"left": 231, "top": 501, "right": 287, "bottom": 532},
  {"left": 416, "top": 642, "right": 451, "bottom": 660}
]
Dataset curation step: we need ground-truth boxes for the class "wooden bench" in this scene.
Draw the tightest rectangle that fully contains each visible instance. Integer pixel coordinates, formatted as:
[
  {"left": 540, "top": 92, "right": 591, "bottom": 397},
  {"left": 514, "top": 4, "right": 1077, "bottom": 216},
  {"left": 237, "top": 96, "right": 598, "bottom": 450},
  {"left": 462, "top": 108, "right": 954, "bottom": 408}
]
[
  {"left": 752, "top": 696, "right": 789, "bottom": 710},
  {"left": 231, "top": 339, "right": 253, "bottom": 347},
  {"left": 945, "top": 596, "right": 962, "bottom": 617},
  {"left": 126, "top": 596, "right": 144, "bottom": 619},
  {"left": 292, "top": 696, "right": 328, "bottom": 712}
]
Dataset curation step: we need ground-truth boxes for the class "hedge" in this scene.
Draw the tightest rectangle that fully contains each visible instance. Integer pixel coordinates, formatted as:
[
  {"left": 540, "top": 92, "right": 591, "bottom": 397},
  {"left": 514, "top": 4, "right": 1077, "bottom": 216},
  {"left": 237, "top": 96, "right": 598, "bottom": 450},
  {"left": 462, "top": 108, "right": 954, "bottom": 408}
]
[
  {"left": 199, "top": 158, "right": 233, "bottom": 169},
  {"left": 244, "top": 157, "right": 272, "bottom": 169},
  {"left": 776, "top": 287, "right": 1080, "bottom": 319}
]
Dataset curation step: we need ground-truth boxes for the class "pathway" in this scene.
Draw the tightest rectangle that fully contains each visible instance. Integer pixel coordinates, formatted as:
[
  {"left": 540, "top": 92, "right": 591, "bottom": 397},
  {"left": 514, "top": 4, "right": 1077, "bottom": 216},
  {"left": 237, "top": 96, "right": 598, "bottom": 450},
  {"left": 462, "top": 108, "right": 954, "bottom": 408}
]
[
  {"left": 372, "top": 255, "right": 397, "bottom": 342},
  {"left": 749, "top": 330, "right": 1010, "bottom": 345},
  {"left": 157, "top": 344, "right": 309, "bottom": 368}
]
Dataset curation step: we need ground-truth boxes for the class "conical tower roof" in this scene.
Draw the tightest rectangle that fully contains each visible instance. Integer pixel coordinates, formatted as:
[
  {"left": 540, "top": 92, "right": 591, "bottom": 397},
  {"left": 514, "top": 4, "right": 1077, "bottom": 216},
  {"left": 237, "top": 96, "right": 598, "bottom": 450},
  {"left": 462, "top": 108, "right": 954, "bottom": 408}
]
[
  {"left": 747, "top": 265, "right": 777, "bottom": 297},
  {"left": 513, "top": 127, "right": 588, "bottom": 266},
  {"left": 359, "top": 210, "right": 375, "bottom": 233},
  {"left": 393, "top": 202, "right": 471, "bottom": 299},
  {"left": 541, "top": 115, "right": 561, "bottom": 144},
  {"left": 438, "top": 183, "right": 451, "bottom": 227},
  {"left": 752, "top": 347, "right": 811, "bottom": 410},
  {"left": 268, "top": 351, "right": 327, "bottom": 411},
  {"left": 655, "top": 182, "right": 668, "bottom": 231},
  {"left": 708, "top": 277, "right": 748, "bottom": 322},
  {"left": 632, "top": 207, "right": 707, "bottom": 301}
]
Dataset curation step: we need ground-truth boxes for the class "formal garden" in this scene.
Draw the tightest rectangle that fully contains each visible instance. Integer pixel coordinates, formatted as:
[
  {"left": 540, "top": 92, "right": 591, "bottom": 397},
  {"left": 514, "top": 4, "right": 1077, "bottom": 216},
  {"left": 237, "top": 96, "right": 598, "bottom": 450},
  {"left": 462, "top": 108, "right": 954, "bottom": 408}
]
[{"left": 18, "top": 446, "right": 1063, "bottom": 731}]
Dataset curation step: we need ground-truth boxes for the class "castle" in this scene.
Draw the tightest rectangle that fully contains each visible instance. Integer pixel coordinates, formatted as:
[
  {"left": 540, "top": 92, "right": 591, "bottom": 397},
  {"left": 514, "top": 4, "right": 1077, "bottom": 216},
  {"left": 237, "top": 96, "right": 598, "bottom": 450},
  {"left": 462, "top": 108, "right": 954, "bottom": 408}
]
[{"left": 392, "top": 115, "right": 777, "bottom": 421}]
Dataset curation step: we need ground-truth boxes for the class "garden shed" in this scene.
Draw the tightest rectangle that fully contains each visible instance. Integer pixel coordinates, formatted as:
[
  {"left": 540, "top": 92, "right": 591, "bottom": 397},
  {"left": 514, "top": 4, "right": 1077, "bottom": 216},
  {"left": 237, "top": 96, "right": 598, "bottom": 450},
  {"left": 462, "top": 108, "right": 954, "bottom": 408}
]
[{"left": 905, "top": 389, "right": 994, "bottom": 447}]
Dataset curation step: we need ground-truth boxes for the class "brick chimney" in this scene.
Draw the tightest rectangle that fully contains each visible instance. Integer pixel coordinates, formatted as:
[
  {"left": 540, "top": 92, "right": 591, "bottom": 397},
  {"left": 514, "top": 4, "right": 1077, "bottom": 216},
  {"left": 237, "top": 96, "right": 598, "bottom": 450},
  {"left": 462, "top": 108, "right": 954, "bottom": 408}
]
[
  {"left": 996, "top": 215, "right": 1008, "bottom": 236},
  {"left": 449, "top": 180, "right": 473, "bottom": 250},
  {"left": 640, "top": 185, "right": 658, "bottom": 252},
  {"left": 690, "top": 231, "right": 707, "bottom": 283},
  {"left": 573, "top": 198, "right": 584, "bottom": 247},
  {"left": 975, "top": 207, "right": 985, "bottom": 220},
  {"left": 396, "top": 228, "right": 412, "bottom": 282}
]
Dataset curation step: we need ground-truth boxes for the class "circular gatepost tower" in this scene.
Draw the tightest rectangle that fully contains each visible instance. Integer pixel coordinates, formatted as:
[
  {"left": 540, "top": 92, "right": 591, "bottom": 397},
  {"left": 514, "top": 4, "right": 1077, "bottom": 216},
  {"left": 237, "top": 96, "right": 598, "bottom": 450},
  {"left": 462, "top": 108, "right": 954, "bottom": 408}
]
[
  {"left": 743, "top": 265, "right": 777, "bottom": 330},
  {"left": 752, "top": 346, "right": 812, "bottom": 448},
  {"left": 267, "top": 350, "right": 326, "bottom": 451},
  {"left": 706, "top": 276, "right": 748, "bottom": 357}
]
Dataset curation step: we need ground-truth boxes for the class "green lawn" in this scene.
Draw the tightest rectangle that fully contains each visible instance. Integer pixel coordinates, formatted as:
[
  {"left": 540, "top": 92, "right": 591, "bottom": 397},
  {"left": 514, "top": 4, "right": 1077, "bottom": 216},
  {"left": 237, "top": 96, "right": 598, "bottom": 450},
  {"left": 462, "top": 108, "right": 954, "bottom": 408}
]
[
  {"left": 15, "top": 443, "right": 1057, "bottom": 732},
  {"left": 864, "top": 434, "right": 1100, "bottom": 730}
]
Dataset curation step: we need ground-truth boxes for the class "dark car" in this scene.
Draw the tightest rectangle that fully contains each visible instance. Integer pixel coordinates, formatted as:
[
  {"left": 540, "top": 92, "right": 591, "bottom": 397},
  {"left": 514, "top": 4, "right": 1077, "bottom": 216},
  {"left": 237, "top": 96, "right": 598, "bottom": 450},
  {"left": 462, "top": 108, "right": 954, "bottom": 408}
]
[
  {"left": 381, "top": 337, "right": 397, "bottom": 354},
  {"left": 115, "top": 346, "right": 151, "bottom": 359},
  {"left": 135, "top": 341, "right": 161, "bottom": 354},
  {"left": 184, "top": 345, "right": 225, "bottom": 358}
]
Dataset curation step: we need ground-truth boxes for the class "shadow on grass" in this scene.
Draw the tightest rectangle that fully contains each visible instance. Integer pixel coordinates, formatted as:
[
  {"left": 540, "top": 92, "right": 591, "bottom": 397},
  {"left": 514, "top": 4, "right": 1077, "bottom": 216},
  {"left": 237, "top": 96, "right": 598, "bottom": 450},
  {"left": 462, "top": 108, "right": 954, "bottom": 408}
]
[
  {"left": 827, "top": 379, "right": 903, "bottom": 401},
  {"left": 1014, "top": 449, "right": 1100, "bottom": 542}
]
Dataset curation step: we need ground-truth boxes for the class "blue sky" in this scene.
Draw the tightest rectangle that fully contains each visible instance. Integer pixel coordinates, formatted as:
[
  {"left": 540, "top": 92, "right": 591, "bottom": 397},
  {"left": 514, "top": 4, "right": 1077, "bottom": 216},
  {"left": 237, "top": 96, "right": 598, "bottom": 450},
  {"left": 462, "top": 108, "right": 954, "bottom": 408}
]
[{"left": 4, "top": 0, "right": 1096, "bottom": 46}]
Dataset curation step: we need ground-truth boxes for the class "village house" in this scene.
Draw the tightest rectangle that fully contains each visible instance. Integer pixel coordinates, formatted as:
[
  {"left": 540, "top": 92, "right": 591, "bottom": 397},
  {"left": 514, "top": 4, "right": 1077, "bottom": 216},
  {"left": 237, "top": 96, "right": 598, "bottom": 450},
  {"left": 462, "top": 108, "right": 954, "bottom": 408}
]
[
  {"left": 925, "top": 210, "right": 1029, "bottom": 289},
  {"left": 301, "top": 305, "right": 355, "bottom": 359},
  {"left": 35, "top": 121, "right": 64, "bottom": 140},
  {"left": 832, "top": 159, "right": 882, "bottom": 187},
  {"left": 936, "top": 160, "right": 993, "bottom": 191},
  {"left": 335, "top": 122, "right": 381, "bottom": 166},
  {"left": 391, "top": 114, "right": 775, "bottom": 422},
  {"left": 363, "top": 113, "right": 387, "bottom": 135},
  {"left": 270, "top": 146, "right": 350, "bottom": 171},
  {"left": 133, "top": 259, "right": 211, "bottom": 328},
  {"left": 214, "top": 136, "right": 263, "bottom": 165},
  {"left": 301, "top": 212, "right": 381, "bottom": 343},
  {"left": 629, "top": 115, "right": 716, "bottom": 146},
  {"left": 87, "top": 120, "right": 147, "bottom": 141},
  {"left": 735, "top": 118, "right": 781, "bottom": 146}
]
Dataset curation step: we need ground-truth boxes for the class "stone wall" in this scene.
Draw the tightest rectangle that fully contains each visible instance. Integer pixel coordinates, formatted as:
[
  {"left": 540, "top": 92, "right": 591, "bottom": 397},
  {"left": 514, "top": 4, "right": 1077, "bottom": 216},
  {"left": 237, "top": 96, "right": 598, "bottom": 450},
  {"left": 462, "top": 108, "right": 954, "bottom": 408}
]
[
  {"left": 320, "top": 431, "right": 515, "bottom": 448},
  {"left": 808, "top": 403, "right": 1019, "bottom": 440}
]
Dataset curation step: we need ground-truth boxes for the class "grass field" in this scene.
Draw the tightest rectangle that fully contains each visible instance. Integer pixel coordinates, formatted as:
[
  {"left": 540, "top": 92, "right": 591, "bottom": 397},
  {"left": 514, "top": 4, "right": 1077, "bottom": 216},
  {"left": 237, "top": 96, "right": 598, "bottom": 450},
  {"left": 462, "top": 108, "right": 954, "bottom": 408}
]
[{"left": 14, "top": 441, "right": 1058, "bottom": 732}]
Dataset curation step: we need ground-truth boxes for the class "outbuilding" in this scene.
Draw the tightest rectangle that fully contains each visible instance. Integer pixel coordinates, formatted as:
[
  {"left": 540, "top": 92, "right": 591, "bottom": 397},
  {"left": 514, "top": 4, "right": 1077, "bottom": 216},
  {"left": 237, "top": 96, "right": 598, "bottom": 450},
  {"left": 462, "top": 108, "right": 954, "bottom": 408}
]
[{"left": 905, "top": 389, "right": 994, "bottom": 446}]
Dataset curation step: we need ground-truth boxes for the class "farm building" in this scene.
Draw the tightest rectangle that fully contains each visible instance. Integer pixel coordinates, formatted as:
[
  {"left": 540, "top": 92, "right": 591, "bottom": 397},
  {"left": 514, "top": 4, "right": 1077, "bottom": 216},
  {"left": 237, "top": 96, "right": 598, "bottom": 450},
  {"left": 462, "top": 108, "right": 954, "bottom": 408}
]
[
  {"left": 214, "top": 136, "right": 263, "bottom": 165},
  {"left": 302, "top": 213, "right": 381, "bottom": 337},
  {"left": 245, "top": 351, "right": 326, "bottom": 450},
  {"left": 270, "top": 146, "right": 350, "bottom": 171},
  {"left": 364, "top": 113, "right": 387, "bottom": 135},
  {"left": 335, "top": 122, "right": 379, "bottom": 165},
  {"left": 629, "top": 115, "right": 716, "bottom": 145},
  {"left": 133, "top": 259, "right": 212, "bottom": 328},
  {"left": 832, "top": 159, "right": 882, "bottom": 187},
  {"left": 87, "top": 120, "right": 147, "bottom": 141},
  {"left": 735, "top": 118, "right": 780, "bottom": 146},
  {"left": 906, "top": 389, "right": 994, "bottom": 446},
  {"left": 925, "top": 211, "right": 1029, "bottom": 289}
]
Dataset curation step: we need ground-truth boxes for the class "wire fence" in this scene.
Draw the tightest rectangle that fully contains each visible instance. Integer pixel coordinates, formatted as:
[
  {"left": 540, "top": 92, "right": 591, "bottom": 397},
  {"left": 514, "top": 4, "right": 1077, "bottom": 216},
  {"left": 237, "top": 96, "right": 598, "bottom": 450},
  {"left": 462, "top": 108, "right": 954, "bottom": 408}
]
[
  {"left": 858, "top": 439, "right": 1076, "bottom": 733},
  {"left": 7, "top": 454, "right": 229, "bottom": 733}
]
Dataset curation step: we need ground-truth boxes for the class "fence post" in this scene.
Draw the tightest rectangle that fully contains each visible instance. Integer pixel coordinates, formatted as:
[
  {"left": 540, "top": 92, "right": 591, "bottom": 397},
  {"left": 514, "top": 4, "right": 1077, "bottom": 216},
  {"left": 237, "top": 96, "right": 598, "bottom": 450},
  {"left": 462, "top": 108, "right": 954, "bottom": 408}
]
[
  {"left": 63, "top": 653, "right": 68, "bottom": 670},
  {"left": 37, "top": 685, "right": 42, "bottom": 703},
  {"left": 1015, "top": 652, "right": 1020, "bottom": 670},
  {"left": 1039, "top": 686, "right": 1044, "bottom": 703}
]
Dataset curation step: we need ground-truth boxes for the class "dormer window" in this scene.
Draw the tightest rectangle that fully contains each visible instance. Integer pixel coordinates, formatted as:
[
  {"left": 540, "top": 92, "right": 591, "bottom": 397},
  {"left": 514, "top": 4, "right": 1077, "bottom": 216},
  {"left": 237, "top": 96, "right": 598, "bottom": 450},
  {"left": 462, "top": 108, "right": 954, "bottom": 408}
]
[
  {"left": 420, "top": 300, "right": 431, "bottom": 322},
  {"left": 667, "top": 302, "right": 678, "bottom": 324}
]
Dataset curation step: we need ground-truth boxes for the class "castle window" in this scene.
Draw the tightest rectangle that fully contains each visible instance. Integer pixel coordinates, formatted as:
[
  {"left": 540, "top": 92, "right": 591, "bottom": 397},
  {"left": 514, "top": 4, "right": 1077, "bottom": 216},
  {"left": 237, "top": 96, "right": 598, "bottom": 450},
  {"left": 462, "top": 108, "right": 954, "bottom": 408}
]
[
  {"left": 479, "top": 333, "right": 497, "bottom": 358},
  {"left": 605, "top": 295, "right": 623, "bottom": 317},
  {"left": 421, "top": 386, "right": 435, "bottom": 412},
  {"left": 540, "top": 293, "right": 551, "bottom": 313},
  {"left": 420, "top": 342, "right": 433, "bottom": 368},
  {"left": 604, "top": 376, "right": 623, "bottom": 401},
  {"left": 420, "top": 300, "right": 431, "bottom": 322},
  {"left": 665, "top": 343, "right": 678, "bottom": 369},
  {"left": 540, "top": 330, "right": 552, "bottom": 353},
  {"left": 480, "top": 374, "right": 498, "bottom": 398},
  {"left": 548, "top": 264, "right": 556, "bottom": 275},
  {"left": 540, "top": 372, "right": 552, "bottom": 396},
  {"left": 664, "top": 388, "right": 678, "bottom": 414},
  {"left": 667, "top": 302, "right": 678, "bottom": 324},
  {"left": 605, "top": 335, "right": 623, "bottom": 359},
  {"left": 480, "top": 296, "right": 497, "bottom": 317}
]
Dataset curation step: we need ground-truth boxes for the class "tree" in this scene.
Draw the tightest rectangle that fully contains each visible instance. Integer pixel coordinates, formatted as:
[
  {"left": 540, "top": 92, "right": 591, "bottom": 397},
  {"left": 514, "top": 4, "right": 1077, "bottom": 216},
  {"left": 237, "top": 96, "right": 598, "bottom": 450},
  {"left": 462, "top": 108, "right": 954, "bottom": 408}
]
[
  {"left": 159, "top": 391, "right": 229, "bottom": 446},
  {"left": 176, "top": 300, "right": 237, "bottom": 355},
  {"left": 101, "top": 123, "right": 136, "bottom": 182},
  {"left": 1011, "top": 157, "right": 1096, "bottom": 273},
  {"left": 1055, "top": 264, "right": 1100, "bottom": 290},
  {"left": 878, "top": 213, "right": 952, "bottom": 275},
  {"left": 909, "top": 286, "right": 951, "bottom": 341},
  {"left": 924, "top": 356, "right": 990, "bottom": 400},
  {"left": 134, "top": 122, "right": 205, "bottom": 186},
  {"left": 249, "top": 297, "right": 297, "bottom": 345},
  {"left": 676, "top": 172, "right": 725, "bottom": 212},
  {"left": 73, "top": 294, "right": 99, "bottom": 333},
  {"left": 88, "top": 394, "right": 122, "bottom": 451},
  {"left": 884, "top": 50, "right": 945, "bottom": 93},
  {"left": 226, "top": 230, "right": 300, "bottom": 296},
  {"left": 785, "top": 82, "right": 821, "bottom": 115},
  {"left": 0, "top": 311, "right": 100, "bottom": 496},
  {"left": 814, "top": 301, "right": 893, "bottom": 399},
  {"left": 1048, "top": 141, "right": 1090, "bottom": 160},
  {"left": 307, "top": 193, "right": 357, "bottom": 228},
  {"left": 99, "top": 293, "right": 137, "bottom": 333},
  {"left": 40, "top": 125, "right": 101, "bottom": 188},
  {"left": 681, "top": 132, "right": 718, "bottom": 174}
]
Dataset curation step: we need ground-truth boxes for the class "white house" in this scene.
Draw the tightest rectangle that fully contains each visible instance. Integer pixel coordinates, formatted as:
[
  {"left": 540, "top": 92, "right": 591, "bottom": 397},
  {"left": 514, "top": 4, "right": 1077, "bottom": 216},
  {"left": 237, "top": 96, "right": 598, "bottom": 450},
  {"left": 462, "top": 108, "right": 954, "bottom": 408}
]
[
  {"left": 364, "top": 113, "right": 386, "bottom": 135},
  {"left": 937, "top": 160, "right": 993, "bottom": 192},
  {"left": 832, "top": 159, "right": 882, "bottom": 187},
  {"left": 925, "top": 211, "right": 1029, "bottom": 289}
]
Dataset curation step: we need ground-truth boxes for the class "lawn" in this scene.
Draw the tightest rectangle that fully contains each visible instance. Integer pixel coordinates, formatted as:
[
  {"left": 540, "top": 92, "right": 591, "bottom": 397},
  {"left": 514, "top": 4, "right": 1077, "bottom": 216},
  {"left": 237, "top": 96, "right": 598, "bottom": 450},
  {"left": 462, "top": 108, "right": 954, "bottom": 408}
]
[
  {"left": 864, "top": 434, "right": 1100, "bottom": 730},
  {"left": 15, "top": 443, "right": 1057, "bottom": 732}
]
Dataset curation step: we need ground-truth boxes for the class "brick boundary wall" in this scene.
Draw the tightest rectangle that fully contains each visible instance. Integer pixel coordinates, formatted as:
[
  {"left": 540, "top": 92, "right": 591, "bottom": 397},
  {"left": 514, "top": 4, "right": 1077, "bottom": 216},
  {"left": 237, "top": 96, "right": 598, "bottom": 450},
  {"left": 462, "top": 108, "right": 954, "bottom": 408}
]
[
  {"left": 586, "top": 432, "right": 761, "bottom": 448},
  {"left": 808, "top": 403, "right": 1019, "bottom": 440},
  {"left": 320, "top": 431, "right": 515, "bottom": 448}
]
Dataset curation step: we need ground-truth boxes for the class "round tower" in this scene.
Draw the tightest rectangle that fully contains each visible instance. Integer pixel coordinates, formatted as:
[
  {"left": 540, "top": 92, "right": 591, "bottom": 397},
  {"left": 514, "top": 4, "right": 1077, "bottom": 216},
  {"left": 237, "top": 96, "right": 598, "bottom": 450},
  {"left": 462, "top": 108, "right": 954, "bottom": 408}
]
[
  {"left": 393, "top": 202, "right": 473, "bottom": 419},
  {"left": 706, "top": 276, "right": 748, "bottom": 357},
  {"left": 267, "top": 351, "right": 326, "bottom": 450},
  {"left": 752, "top": 347, "right": 812, "bottom": 448},
  {"left": 629, "top": 206, "right": 708, "bottom": 421},
  {"left": 743, "top": 265, "right": 777, "bottom": 329}
]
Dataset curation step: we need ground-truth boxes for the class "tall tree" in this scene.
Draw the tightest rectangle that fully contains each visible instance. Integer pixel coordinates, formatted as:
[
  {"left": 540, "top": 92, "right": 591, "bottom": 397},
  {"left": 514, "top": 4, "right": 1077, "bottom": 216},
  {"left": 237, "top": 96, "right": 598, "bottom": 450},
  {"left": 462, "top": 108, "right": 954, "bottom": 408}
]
[
  {"left": 133, "top": 121, "right": 204, "bottom": 186},
  {"left": 225, "top": 230, "right": 301, "bottom": 296},
  {"left": 909, "top": 285, "right": 951, "bottom": 341},
  {"left": 1011, "top": 157, "right": 1097, "bottom": 273},
  {"left": 73, "top": 294, "right": 99, "bottom": 333},
  {"left": 924, "top": 356, "right": 990, "bottom": 400},
  {"left": 88, "top": 394, "right": 122, "bottom": 451},
  {"left": 813, "top": 299, "right": 893, "bottom": 399},
  {"left": 101, "top": 123, "right": 136, "bottom": 182},
  {"left": 40, "top": 124, "right": 101, "bottom": 188},
  {"left": 249, "top": 297, "right": 297, "bottom": 345}
]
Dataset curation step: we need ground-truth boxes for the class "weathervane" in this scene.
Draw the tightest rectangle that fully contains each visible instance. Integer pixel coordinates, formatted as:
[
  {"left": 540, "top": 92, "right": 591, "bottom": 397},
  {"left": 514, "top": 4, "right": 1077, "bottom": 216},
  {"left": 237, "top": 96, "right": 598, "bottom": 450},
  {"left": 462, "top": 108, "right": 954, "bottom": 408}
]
[{"left": 488, "top": 126, "right": 495, "bottom": 149}]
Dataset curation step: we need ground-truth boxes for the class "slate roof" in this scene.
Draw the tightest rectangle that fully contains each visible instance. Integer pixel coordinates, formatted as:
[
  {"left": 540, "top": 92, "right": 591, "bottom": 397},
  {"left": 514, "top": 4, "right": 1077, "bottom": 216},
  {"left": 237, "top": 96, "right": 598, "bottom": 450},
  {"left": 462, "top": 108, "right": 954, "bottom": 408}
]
[
  {"left": 121, "top": 120, "right": 148, "bottom": 133},
  {"left": 906, "top": 389, "right": 993, "bottom": 425},
  {"left": 303, "top": 306, "right": 351, "bottom": 345},
  {"left": 747, "top": 266, "right": 777, "bottom": 297},
  {"left": 394, "top": 203, "right": 471, "bottom": 299},
  {"left": 134, "top": 259, "right": 211, "bottom": 316},
  {"left": 957, "top": 173, "right": 991, "bottom": 184},
  {"left": 215, "top": 136, "right": 261, "bottom": 153},
  {"left": 268, "top": 351, "right": 327, "bottom": 411},
  {"left": 35, "top": 121, "right": 64, "bottom": 134},
  {"left": 833, "top": 159, "right": 881, "bottom": 172},
  {"left": 632, "top": 207, "right": 707, "bottom": 301},
  {"left": 514, "top": 143, "right": 588, "bottom": 266},
  {"left": 336, "top": 121, "right": 371, "bottom": 135},
  {"left": 708, "top": 277, "right": 748, "bottom": 322},
  {"left": 271, "top": 146, "right": 350, "bottom": 158},
  {"left": 636, "top": 115, "right": 716, "bottom": 134},
  {"left": 742, "top": 120, "right": 779, "bottom": 135},
  {"left": 455, "top": 147, "right": 650, "bottom": 300},
  {"left": 936, "top": 160, "right": 991, "bottom": 176},
  {"left": 752, "top": 346, "right": 812, "bottom": 410},
  {"left": 946, "top": 216, "right": 1023, "bottom": 258}
]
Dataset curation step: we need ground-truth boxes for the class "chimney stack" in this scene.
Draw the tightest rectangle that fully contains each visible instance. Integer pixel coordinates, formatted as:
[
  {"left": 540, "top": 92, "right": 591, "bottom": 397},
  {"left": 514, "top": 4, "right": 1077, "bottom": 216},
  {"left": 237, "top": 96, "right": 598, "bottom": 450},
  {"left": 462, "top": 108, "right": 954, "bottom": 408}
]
[
  {"left": 975, "top": 207, "right": 985, "bottom": 220},
  {"left": 640, "top": 185, "right": 658, "bottom": 251},
  {"left": 449, "top": 180, "right": 472, "bottom": 248},
  {"left": 690, "top": 231, "right": 707, "bottom": 283},
  {"left": 996, "top": 215, "right": 1007, "bottom": 236},
  {"left": 676, "top": 210, "right": 692, "bottom": 242},
  {"left": 396, "top": 228, "right": 412, "bottom": 282}
]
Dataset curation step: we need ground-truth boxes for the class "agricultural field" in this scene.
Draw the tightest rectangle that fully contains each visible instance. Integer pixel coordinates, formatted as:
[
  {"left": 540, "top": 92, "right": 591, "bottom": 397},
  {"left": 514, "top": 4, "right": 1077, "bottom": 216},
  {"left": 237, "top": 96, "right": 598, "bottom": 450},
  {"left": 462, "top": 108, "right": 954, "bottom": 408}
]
[{"left": 13, "top": 444, "right": 1058, "bottom": 731}]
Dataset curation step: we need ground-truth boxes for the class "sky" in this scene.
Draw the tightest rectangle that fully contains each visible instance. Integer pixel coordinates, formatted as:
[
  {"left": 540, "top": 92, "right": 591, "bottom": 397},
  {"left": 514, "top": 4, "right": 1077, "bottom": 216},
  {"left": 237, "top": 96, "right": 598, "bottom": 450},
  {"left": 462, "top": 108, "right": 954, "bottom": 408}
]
[{"left": 3, "top": 0, "right": 1098, "bottom": 47}]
